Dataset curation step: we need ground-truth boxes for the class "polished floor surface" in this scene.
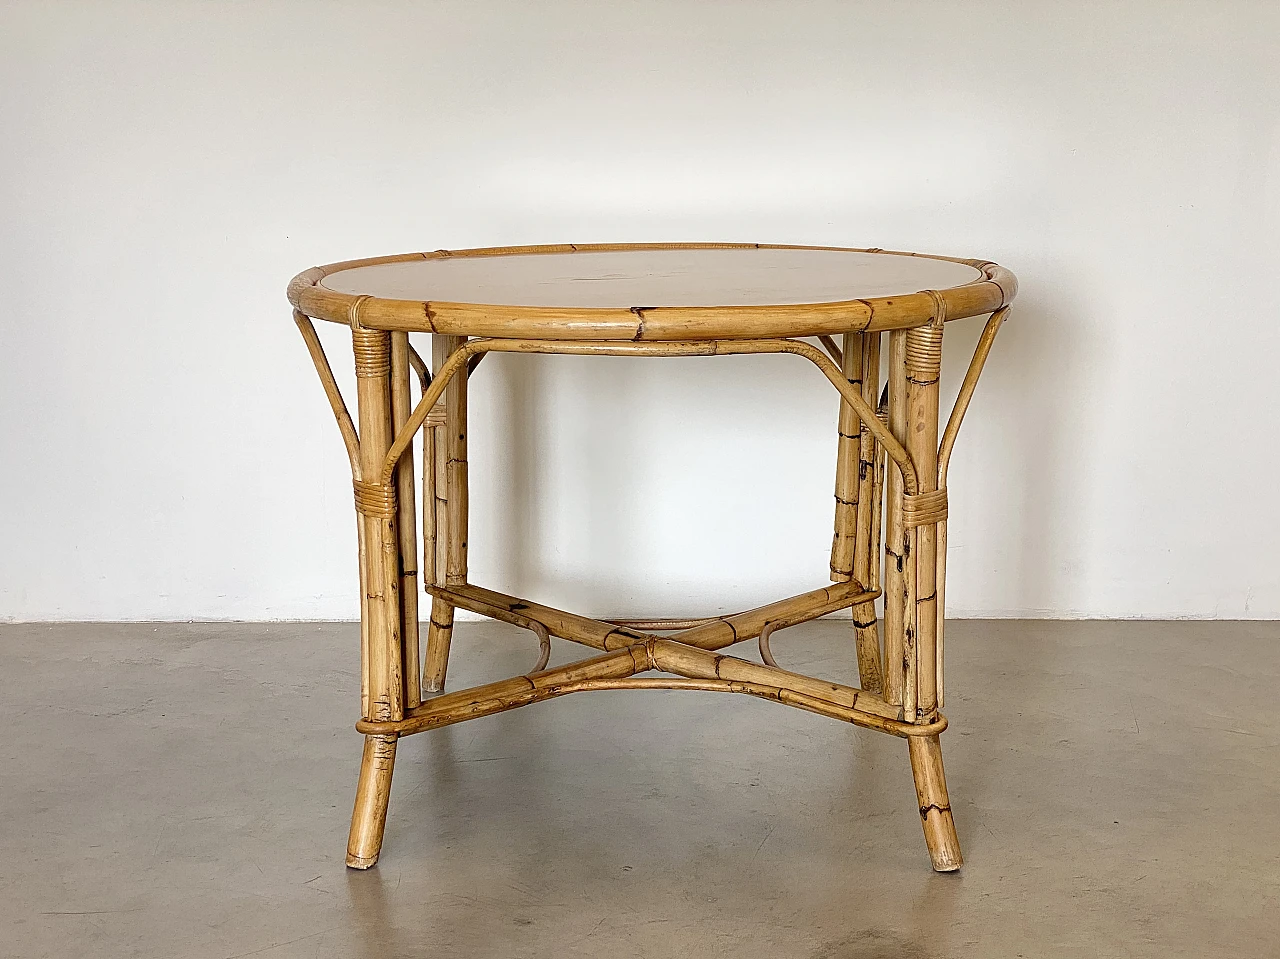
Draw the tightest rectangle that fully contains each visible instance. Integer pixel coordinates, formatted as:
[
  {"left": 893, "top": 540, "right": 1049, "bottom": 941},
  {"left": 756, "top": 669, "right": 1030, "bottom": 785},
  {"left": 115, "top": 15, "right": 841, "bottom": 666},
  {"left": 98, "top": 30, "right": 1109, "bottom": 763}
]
[{"left": 2, "top": 619, "right": 1277, "bottom": 958}]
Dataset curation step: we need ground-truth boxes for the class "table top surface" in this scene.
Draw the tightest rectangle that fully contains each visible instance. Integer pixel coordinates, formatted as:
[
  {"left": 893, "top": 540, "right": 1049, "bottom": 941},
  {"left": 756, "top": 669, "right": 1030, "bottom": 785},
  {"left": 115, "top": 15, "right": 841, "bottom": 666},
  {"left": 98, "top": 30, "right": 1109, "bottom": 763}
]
[{"left": 319, "top": 246, "right": 983, "bottom": 309}]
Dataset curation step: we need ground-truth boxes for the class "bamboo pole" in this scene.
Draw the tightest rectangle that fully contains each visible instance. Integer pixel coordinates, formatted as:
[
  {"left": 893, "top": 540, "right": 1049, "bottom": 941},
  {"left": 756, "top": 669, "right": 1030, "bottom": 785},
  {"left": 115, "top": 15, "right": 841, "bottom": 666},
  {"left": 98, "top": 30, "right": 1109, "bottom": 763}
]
[
  {"left": 432, "top": 406, "right": 448, "bottom": 586},
  {"left": 347, "top": 322, "right": 404, "bottom": 869},
  {"left": 347, "top": 734, "right": 396, "bottom": 869},
  {"left": 421, "top": 335, "right": 458, "bottom": 693},
  {"left": 352, "top": 327, "right": 403, "bottom": 722},
  {"left": 422, "top": 413, "right": 436, "bottom": 585},
  {"left": 390, "top": 333, "right": 421, "bottom": 709},
  {"left": 909, "top": 734, "right": 962, "bottom": 871},
  {"left": 883, "top": 331, "right": 909, "bottom": 706},
  {"left": 869, "top": 388, "right": 888, "bottom": 593},
  {"left": 432, "top": 583, "right": 652, "bottom": 652},
  {"left": 830, "top": 332, "right": 864, "bottom": 582},
  {"left": 445, "top": 335, "right": 469, "bottom": 587},
  {"left": 672, "top": 580, "right": 876, "bottom": 652},
  {"left": 904, "top": 321, "right": 942, "bottom": 721},
  {"left": 648, "top": 639, "right": 904, "bottom": 721},
  {"left": 363, "top": 647, "right": 643, "bottom": 737},
  {"left": 817, "top": 334, "right": 843, "bottom": 367},
  {"left": 933, "top": 307, "right": 1009, "bottom": 707},
  {"left": 852, "top": 332, "right": 883, "bottom": 694}
]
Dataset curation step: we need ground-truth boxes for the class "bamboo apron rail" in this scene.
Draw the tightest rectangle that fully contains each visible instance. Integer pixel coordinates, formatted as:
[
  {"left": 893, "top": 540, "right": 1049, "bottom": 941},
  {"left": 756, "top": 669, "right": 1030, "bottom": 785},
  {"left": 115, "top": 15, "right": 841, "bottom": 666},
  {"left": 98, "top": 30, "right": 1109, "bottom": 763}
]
[{"left": 288, "top": 242, "right": 1016, "bottom": 872}]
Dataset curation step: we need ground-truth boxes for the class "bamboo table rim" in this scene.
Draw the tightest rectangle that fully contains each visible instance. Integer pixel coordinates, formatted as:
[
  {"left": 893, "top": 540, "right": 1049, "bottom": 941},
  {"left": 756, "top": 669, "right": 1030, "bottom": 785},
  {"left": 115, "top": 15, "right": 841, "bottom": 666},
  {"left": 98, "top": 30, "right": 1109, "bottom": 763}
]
[
  {"left": 289, "top": 242, "right": 1016, "bottom": 874},
  {"left": 289, "top": 242, "right": 1016, "bottom": 341}
]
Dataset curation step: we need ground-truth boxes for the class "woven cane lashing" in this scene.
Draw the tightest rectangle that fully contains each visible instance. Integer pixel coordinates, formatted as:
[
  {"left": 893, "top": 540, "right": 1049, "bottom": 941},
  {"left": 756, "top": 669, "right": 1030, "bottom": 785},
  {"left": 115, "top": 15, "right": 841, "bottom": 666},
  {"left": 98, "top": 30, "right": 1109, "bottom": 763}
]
[
  {"left": 352, "top": 326, "right": 390, "bottom": 378},
  {"left": 353, "top": 480, "right": 397, "bottom": 518},
  {"left": 901, "top": 488, "right": 948, "bottom": 528}
]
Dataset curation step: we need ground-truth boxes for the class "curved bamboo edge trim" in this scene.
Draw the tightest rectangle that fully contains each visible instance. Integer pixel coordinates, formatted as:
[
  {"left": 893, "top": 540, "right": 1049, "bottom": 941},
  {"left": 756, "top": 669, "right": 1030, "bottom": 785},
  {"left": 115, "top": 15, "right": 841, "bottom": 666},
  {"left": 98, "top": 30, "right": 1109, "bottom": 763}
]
[
  {"left": 288, "top": 243, "right": 1017, "bottom": 339},
  {"left": 356, "top": 675, "right": 948, "bottom": 740},
  {"left": 382, "top": 337, "right": 920, "bottom": 492}
]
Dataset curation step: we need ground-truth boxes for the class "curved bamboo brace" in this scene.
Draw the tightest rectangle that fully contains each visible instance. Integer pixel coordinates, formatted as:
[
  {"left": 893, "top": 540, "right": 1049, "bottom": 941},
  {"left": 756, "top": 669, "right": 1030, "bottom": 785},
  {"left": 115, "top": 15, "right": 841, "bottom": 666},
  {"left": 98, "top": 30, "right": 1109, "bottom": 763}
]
[
  {"left": 293, "top": 310, "right": 361, "bottom": 480},
  {"left": 381, "top": 337, "right": 920, "bottom": 491},
  {"left": 933, "top": 306, "right": 1007, "bottom": 709},
  {"left": 406, "top": 341, "right": 430, "bottom": 390},
  {"left": 817, "top": 334, "right": 844, "bottom": 367},
  {"left": 937, "top": 307, "right": 1009, "bottom": 487},
  {"left": 758, "top": 620, "right": 782, "bottom": 668},
  {"left": 530, "top": 620, "right": 552, "bottom": 673}
]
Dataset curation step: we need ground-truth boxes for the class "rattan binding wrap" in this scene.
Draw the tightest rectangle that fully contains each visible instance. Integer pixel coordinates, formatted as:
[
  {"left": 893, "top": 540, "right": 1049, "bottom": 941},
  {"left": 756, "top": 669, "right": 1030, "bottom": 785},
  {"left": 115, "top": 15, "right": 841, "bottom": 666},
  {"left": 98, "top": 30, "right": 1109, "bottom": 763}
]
[{"left": 901, "top": 488, "right": 948, "bottom": 528}]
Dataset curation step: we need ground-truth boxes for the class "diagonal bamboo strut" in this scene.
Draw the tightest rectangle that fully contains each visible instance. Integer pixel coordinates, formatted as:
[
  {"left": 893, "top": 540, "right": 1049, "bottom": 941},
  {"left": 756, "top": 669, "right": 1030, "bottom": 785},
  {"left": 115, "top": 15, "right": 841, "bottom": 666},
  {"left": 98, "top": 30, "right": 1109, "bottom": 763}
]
[
  {"left": 933, "top": 306, "right": 1009, "bottom": 707},
  {"left": 293, "top": 310, "right": 361, "bottom": 478},
  {"left": 817, "top": 334, "right": 843, "bottom": 367},
  {"left": 938, "top": 307, "right": 1008, "bottom": 485},
  {"left": 406, "top": 341, "right": 430, "bottom": 388},
  {"left": 381, "top": 338, "right": 919, "bottom": 492}
]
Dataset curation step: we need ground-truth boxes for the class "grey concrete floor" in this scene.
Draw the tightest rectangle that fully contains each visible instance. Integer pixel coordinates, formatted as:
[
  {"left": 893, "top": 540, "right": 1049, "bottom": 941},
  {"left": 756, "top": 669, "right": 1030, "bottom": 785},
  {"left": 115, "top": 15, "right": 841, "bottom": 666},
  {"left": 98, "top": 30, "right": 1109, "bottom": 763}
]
[{"left": 2, "top": 619, "right": 1278, "bottom": 958}]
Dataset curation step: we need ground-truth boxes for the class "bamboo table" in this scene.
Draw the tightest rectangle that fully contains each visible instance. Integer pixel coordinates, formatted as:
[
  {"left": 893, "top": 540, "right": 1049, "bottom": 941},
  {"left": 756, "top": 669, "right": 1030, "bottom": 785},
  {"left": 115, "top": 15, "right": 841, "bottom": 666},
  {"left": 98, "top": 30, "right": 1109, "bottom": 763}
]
[{"left": 288, "top": 243, "right": 1016, "bottom": 871}]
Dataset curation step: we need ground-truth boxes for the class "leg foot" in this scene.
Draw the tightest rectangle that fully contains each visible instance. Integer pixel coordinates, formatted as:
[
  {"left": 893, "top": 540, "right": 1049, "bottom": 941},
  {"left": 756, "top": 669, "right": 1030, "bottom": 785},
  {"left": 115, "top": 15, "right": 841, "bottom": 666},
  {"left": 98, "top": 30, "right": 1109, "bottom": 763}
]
[
  {"left": 347, "top": 734, "right": 397, "bottom": 869},
  {"left": 422, "top": 597, "right": 454, "bottom": 693},
  {"left": 908, "top": 734, "right": 962, "bottom": 872}
]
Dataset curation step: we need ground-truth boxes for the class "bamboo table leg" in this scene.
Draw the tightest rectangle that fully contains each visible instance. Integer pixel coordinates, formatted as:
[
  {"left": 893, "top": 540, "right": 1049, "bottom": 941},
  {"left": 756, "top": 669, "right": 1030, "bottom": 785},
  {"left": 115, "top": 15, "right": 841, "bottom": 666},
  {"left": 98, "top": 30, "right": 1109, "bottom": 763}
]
[
  {"left": 347, "top": 321, "right": 407, "bottom": 868},
  {"left": 291, "top": 300, "right": 1011, "bottom": 873},
  {"left": 900, "top": 311, "right": 962, "bottom": 870},
  {"left": 421, "top": 334, "right": 467, "bottom": 693}
]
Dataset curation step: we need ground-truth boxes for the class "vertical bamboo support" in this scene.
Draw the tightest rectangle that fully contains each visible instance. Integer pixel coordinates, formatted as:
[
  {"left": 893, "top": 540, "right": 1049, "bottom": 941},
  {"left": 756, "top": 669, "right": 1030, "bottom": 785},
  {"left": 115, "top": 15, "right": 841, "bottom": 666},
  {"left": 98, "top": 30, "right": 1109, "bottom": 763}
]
[
  {"left": 868, "top": 390, "right": 888, "bottom": 593},
  {"left": 851, "top": 333, "right": 883, "bottom": 694},
  {"left": 422, "top": 413, "right": 437, "bottom": 585},
  {"left": 445, "top": 334, "right": 469, "bottom": 586},
  {"left": 421, "top": 334, "right": 464, "bottom": 693},
  {"left": 902, "top": 311, "right": 960, "bottom": 872},
  {"left": 433, "top": 409, "right": 449, "bottom": 586},
  {"left": 353, "top": 326, "right": 404, "bottom": 722},
  {"left": 391, "top": 333, "right": 421, "bottom": 709},
  {"left": 904, "top": 321, "right": 942, "bottom": 721},
  {"left": 937, "top": 519, "right": 948, "bottom": 709},
  {"left": 348, "top": 322, "right": 404, "bottom": 868},
  {"left": 830, "top": 333, "right": 864, "bottom": 582},
  {"left": 883, "top": 331, "right": 909, "bottom": 707},
  {"left": 357, "top": 520, "right": 370, "bottom": 718}
]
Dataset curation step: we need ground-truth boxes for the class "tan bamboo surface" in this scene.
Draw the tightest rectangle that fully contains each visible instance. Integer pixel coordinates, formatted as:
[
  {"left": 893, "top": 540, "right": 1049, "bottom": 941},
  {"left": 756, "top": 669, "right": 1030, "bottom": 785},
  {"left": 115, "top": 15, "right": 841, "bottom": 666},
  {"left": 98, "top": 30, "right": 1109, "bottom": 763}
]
[{"left": 289, "top": 243, "right": 1014, "bottom": 873}]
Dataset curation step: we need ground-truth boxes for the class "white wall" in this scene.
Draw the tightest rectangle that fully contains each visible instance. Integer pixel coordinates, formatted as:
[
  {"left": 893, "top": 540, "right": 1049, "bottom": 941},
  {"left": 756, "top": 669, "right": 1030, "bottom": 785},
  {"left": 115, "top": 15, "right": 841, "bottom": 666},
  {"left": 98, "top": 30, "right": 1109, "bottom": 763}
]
[{"left": 2, "top": 0, "right": 1278, "bottom": 622}]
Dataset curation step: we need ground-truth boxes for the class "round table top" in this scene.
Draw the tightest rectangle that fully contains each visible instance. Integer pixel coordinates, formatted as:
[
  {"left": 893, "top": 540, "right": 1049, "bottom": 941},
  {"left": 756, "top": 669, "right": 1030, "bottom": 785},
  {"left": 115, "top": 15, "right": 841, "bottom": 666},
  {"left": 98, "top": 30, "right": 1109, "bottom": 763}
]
[
  {"left": 320, "top": 246, "right": 981, "bottom": 308},
  {"left": 289, "top": 243, "right": 1015, "bottom": 340}
]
